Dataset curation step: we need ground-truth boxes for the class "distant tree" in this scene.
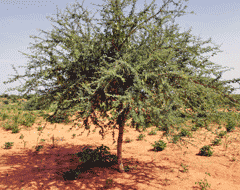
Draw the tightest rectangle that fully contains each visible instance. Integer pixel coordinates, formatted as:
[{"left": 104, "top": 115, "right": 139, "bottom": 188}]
[{"left": 3, "top": 0, "right": 240, "bottom": 172}]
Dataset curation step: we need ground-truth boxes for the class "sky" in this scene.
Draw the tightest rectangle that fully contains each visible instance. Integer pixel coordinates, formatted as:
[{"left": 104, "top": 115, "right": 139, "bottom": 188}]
[{"left": 1, "top": 0, "right": 240, "bottom": 97}]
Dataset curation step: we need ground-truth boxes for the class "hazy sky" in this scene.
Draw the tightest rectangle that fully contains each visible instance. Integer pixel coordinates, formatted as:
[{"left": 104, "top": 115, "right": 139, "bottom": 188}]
[{"left": 1, "top": 0, "right": 240, "bottom": 96}]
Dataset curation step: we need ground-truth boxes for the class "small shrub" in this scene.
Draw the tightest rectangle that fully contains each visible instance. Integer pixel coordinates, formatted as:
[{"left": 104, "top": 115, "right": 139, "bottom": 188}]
[
  {"left": 158, "top": 125, "right": 170, "bottom": 134},
  {"left": 2, "top": 142, "right": 14, "bottom": 149},
  {"left": 104, "top": 178, "right": 115, "bottom": 189},
  {"left": 191, "top": 125, "right": 199, "bottom": 131},
  {"left": 37, "top": 126, "right": 43, "bottom": 131},
  {"left": 148, "top": 130, "right": 157, "bottom": 135},
  {"left": 218, "top": 131, "right": 227, "bottom": 138},
  {"left": 179, "top": 128, "right": 192, "bottom": 137},
  {"left": 199, "top": 145, "right": 213, "bottom": 157},
  {"left": 180, "top": 163, "right": 189, "bottom": 173},
  {"left": 124, "top": 164, "right": 137, "bottom": 172},
  {"left": 2, "top": 122, "right": 20, "bottom": 133},
  {"left": 3, "top": 100, "right": 9, "bottom": 105},
  {"left": 19, "top": 113, "right": 36, "bottom": 128},
  {"left": 0, "top": 112, "right": 9, "bottom": 121},
  {"left": 152, "top": 140, "right": 167, "bottom": 152},
  {"left": 10, "top": 97, "right": 18, "bottom": 103},
  {"left": 76, "top": 144, "right": 117, "bottom": 164},
  {"left": 211, "top": 138, "right": 222, "bottom": 146},
  {"left": 13, "top": 115, "right": 20, "bottom": 123},
  {"left": 195, "top": 172, "right": 211, "bottom": 190},
  {"left": 137, "top": 134, "right": 145, "bottom": 141},
  {"left": 197, "top": 113, "right": 207, "bottom": 118},
  {"left": 226, "top": 119, "right": 236, "bottom": 132},
  {"left": 125, "top": 137, "right": 133, "bottom": 143},
  {"left": 193, "top": 119, "right": 205, "bottom": 128},
  {"left": 19, "top": 134, "right": 24, "bottom": 139},
  {"left": 171, "top": 135, "right": 181, "bottom": 144},
  {"left": 35, "top": 145, "right": 43, "bottom": 151},
  {"left": 12, "top": 126, "right": 20, "bottom": 134}
]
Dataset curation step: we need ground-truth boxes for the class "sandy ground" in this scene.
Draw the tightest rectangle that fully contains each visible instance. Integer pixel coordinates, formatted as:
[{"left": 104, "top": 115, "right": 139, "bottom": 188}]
[{"left": 0, "top": 99, "right": 240, "bottom": 190}]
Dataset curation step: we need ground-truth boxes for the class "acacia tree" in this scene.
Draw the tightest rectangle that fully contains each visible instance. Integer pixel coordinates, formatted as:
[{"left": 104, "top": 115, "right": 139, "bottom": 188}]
[{"left": 4, "top": 0, "right": 240, "bottom": 173}]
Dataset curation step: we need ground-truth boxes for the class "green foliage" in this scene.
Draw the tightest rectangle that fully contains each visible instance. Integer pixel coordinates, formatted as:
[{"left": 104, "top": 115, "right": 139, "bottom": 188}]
[
  {"left": 22, "top": 96, "right": 47, "bottom": 111},
  {"left": 2, "top": 142, "right": 14, "bottom": 149},
  {"left": 2, "top": 122, "right": 20, "bottom": 133},
  {"left": 0, "top": 94, "right": 9, "bottom": 98},
  {"left": 3, "top": 100, "right": 9, "bottom": 105},
  {"left": 225, "top": 117, "right": 236, "bottom": 132},
  {"left": 0, "top": 112, "right": 9, "bottom": 121},
  {"left": 19, "top": 134, "right": 24, "bottom": 139},
  {"left": 199, "top": 145, "right": 213, "bottom": 157},
  {"left": 171, "top": 134, "right": 181, "bottom": 144},
  {"left": 44, "top": 111, "right": 71, "bottom": 124},
  {"left": 191, "top": 125, "right": 199, "bottom": 131},
  {"left": 75, "top": 144, "right": 117, "bottom": 164},
  {"left": 137, "top": 134, "right": 145, "bottom": 141},
  {"left": 195, "top": 172, "right": 211, "bottom": 190},
  {"left": 193, "top": 119, "right": 205, "bottom": 128},
  {"left": 35, "top": 145, "right": 43, "bottom": 151},
  {"left": 11, "top": 126, "right": 20, "bottom": 134},
  {"left": 180, "top": 163, "right": 189, "bottom": 173},
  {"left": 8, "top": 96, "right": 18, "bottom": 103},
  {"left": 18, "top": 113, "right": 36, "bottom": 128},
  {"left": 37, "top": 126, "right": 43, "bottom": 131},
  {"left": 104, "top": 178, "right": 115, "bottom": 189},
  {"left": 211, "top": 138, "right": 222, "bottom": 146},
  {"left": 217, "top": 131, "right": 227, "bottom": 138},
  {"left": 179, "top": 128, "right": 192, "bottom": 138},
  {"left": 124, "top": 137, "right": 133, "bottom": 143},
  {"left": 148, "top": 129, "right": 157, "bottom": 135},
  {"left": 152, "top": 140, "right": 167, "bottom": 152}
]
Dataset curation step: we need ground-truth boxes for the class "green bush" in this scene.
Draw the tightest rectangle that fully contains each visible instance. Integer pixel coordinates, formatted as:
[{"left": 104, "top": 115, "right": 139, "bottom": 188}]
[
  {"left": 3, "top": 100, "right": 9, "bottom": 105},
  {"left": 179, "top": 128, "right": 192, "bottom": 137},
  {"left": 171, "top": 135, "right": 181, "bottom": 144},
  {"left": 148, "top": 130, "right": 157, "bottom": 135},
  {"left": 44, "top": 111, "right": 71, "bottom": 124},
  {"left": 226, "top": 118, "right": 236, "bottom": 132},
  {"left": 35, "top": 145, "right": 43, "bottom": 151},
  {"left": 199, "top": 145, "right": 213, "bottom": 157},
  {"left": 2, "top": 142, "right": 14, "bottom": 149},
  {"left": 18, "top": 113, "right": 36, "bottom": 128},
  {"left": 218, "top": 131, "right": 227, "bottom": 138},
  {"left": 11, "top": 126, "right": 20, "bottom": 133},
  {"left": 2, "top": 122, "right": 20, "bottom": 133},
  {"left": 125, "top": 137, "right": 133, "bottom": 143},
  {"left": 152, "top": 140, "right": 167, "bottom": 152},
  {"left": 211, "top": 138, "right": 222, "bottom": 146},
  {"left": 0, "top": 112, "right": 9, "bottom": 121},
  {"left": 22, "top": 98, "right": 43, "bottom": 111},
  {"left": 191, "top": 125, "right": 199, "bottom": 131},
  {"left": 194, "top": 119, "right": 205, "bottom": 128},
  {"left": 137, "top": 134, "right": 145, "bottom": 141},
  {"left": 75, "top": 144, "right": 117, "bottom": 164}
]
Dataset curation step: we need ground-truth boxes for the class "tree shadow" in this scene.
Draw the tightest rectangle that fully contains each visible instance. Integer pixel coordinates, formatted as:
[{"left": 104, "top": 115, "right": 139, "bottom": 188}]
[{"left": 0, "top": 142, "right": 171, "bottom": 190}]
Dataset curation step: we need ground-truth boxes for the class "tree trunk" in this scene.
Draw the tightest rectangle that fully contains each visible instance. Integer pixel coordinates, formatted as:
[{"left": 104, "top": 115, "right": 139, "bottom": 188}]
[
  {"left": 117, "top": 123, "right": 125, "bottom": 173},
  {"left": 117, "top": 104, "right": 131, "bottom": 173}
]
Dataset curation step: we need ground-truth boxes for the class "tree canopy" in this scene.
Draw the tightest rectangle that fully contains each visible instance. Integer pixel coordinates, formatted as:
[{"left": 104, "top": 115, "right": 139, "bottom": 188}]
[{"left": 3, "top": 0, "right": 240, "bottom": 173}]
